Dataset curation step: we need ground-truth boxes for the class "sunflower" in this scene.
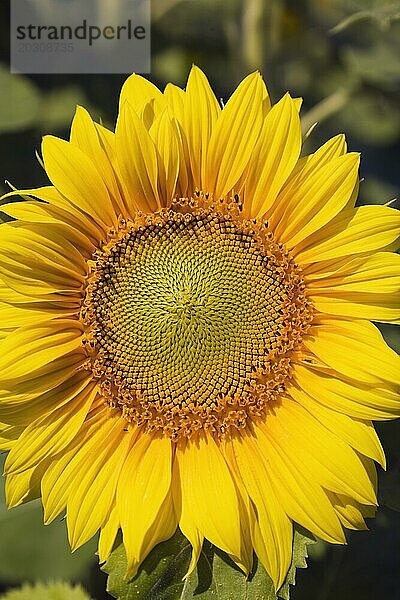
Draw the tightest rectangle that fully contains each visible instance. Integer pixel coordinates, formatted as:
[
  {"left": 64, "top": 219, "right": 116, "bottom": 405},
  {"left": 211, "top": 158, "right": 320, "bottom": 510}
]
[{"left": 0, "top": 67, "right": 399, "bottom": 590}]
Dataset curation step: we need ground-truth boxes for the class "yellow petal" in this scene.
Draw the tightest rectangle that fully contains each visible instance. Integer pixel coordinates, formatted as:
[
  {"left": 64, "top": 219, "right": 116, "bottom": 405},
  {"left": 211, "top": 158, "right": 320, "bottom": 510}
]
[
  {"left": 119, "top": 73, "right": 165, "bottom": 124},
  {"left": 205, "top": 72, "right": 265, "bottom": 199},
  {"left": 92, "top": 122, "right": 135, "bottom": 208},
  {"left": 288, "top": 384, "right": 386, "bottom": 467},
  {"left": 228, "top": 434, "right": 293, "bottom": 589},
  {"left": 5, "top": 462, "right": 45, "bottom": 508},
  {"left": 127, "top": 490, "right": 177, "bottom": 579},
  {"left": 41, "top": 406, "right": 116, "bottom": 524},
  {"left": 95, "top": 121, "right": 116, "bottom": 151},
  {"left": 274, "top": 153, "right": 360, "bottom": 248},
  {"left": 164, "top": 83, "right": 185, "bottom": 122},
  {"left": 98, "top": 505, "right": 120, "bottom": 563},
  {"left": 307, "top": 252, "right": 400, "bottom": 294},
  {"left": 272, "top": 398, "right": 377, "bottom": 505},
  {"left": 0, "top": 319, "right": 83, "bottom": 382},
  {"left": 2, "top": 218, "right": 85, "bottom": 275},
  {"left": 117, "top": 433, "right": 174, "bottom": 578},
  {"left": 0, "top": 350, "right": 85, "bottom": 402},
  {"left": 254, "top": 422, "right": 345, "bottom": 543},
  {"left": 4, "top": 381, "right": 97, "bottom": 475},
  {"left": 175, "top": 434, "right": 245, "bottom": 570},
  {"left": 303, "top": 318, "right": 400, "bottom": 386},
  {"left": 0, "top": 222, "right": 86, "bottom": 297},
  {"left": 307, "top": 252, "right": 400, "bottom": 323},
  {"left": 42, "top": 136, "right": 117, "bottom": 229},
  {"left": 0, "top": 370, "right": 92, "bottom": 427},
  {"left": 311, "top": 292, "right": 400, "bottom": 323},
  {"left": 272, "top": 134, "right": 347, "bottom": 224},
  {"left": 67, "top": 421, "right": 131, "bottom": 550},
  {"left": 244, "top": 93, "right": 302, "bottom": 218},
  {"left": 41, "top": 443, "right": 78, "bottom": 523},
  {"left": 0, "top": 259, "right": 80, "bottom": 299},
  {"left": 174, "top": 120, "right": 191, "bottom": 198},
  {"left": 313, "top": 133, "right": 348, "bottom": 158},
  {"left": 0, "top": 423, "right": 23, "bottom": 451},
  {"left": 183, "top": 65, "right": 220, "bottom": 190},
  {"left": 293, "top": 97, "right": 303, "bottom": 112},
  {"left": 216, "top": 446, "right": 253, "bottom": 575},
  {"left": 1, "top": 186, "right": 103, "bottom": 243},
  {"left": 293, "top": 362, "right": 400, "bottom": 420},
  {"left": 1, "top": 200, "right": 96, "bottom": 256},
  {"left": 326, "top": 492, "right": 371, "bottom": 530},
  {"left": 295, "top": 205, "right": 400, "bottom": 263},
  {"left": 70, "top": 106, "right": 127, "bottom": 217},
  {"left": 149, "top": 110, "right": 180, "bottom": 204},
  {"left": 0, "top": 300, "right": 76, "bottom": 331},
  {"left": 115, "top": 101, "right": 164, "bottom": 212},
  {"left": 171, "top": 456, "right": 204, "bottom": 578},
  {"left": 0, "top": 280, "right": 31, "bottom": 305}
]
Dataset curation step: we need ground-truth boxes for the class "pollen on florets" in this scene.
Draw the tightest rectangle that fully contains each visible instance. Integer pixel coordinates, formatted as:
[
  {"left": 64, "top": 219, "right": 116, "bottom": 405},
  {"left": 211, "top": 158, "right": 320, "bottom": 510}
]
[{"left": 80, "top": 194, "right": 314, "bottom": 440}]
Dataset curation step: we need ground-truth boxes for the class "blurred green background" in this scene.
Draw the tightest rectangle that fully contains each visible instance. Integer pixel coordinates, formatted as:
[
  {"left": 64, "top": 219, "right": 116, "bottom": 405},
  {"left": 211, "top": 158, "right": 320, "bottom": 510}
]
[{"left": 0, "top": 0, "right": 399, "bottom": 598}]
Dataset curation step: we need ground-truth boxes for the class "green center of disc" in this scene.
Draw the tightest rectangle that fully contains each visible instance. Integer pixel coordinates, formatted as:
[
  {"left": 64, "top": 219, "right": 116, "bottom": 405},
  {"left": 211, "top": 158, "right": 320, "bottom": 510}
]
[{"left": 89, "top": 214, "right": 287, "bottom": 405}]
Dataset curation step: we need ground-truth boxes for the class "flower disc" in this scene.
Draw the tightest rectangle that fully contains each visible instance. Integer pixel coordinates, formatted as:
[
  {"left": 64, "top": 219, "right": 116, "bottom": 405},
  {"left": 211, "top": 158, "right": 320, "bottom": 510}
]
[{"left": 82, "top": 205, "right": 312, "bottom": 438}]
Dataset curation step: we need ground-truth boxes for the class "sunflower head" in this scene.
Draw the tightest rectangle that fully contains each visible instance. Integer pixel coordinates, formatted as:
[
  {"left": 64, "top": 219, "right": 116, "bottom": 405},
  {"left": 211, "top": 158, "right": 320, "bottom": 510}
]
[{"left": 0, "top": 66, "right": 399, "bottom": 590}]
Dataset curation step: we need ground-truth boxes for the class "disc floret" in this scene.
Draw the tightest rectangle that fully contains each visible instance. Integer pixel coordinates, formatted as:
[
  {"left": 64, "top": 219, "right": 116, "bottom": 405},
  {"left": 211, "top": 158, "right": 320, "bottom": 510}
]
[{"left": 81, "top": 196, "right": 314, "bottom": 439}]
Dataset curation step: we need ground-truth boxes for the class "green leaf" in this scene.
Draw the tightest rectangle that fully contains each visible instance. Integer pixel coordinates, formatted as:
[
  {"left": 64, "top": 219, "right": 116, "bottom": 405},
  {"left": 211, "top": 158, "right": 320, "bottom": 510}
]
[
  {"left": 0, "top": 67, "right": 95, "bottom": 134},
  {"left": 179, "top": 547, "right": 275, "bottom": 600},
  {"left": 0, "top": 67, "right": 41, "bottom": 133},
  {"left": 39, "top": 86, "right": 93, "bottom": 131},
  {"left": 0, "top": 456, "right": 97, "bottom": 583},
  {"left": 344, "top": 43, "right": 400, "bottom": 86},
  {"left": 330, "top": 1, "right": 400, "bottom": 33},
  {"left": 277, "top": 527, "right": 316, "bottom": 600},
  {"left": 337, "top": 93, "right": 400, "bottom": 145},
  {"left": 103, "top": 530, "right": 191, "bottom": 600},
  {"left": 0, "top": 582, "right": 91, "bottom": 600},
  {"left": 103, "top": 526, "right": 315, "bottom": 600}
]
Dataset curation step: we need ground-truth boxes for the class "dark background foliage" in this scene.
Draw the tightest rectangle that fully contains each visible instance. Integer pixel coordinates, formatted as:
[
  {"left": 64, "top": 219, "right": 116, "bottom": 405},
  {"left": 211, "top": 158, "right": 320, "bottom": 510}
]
[{"left": 0, "top": 1, "right": 399, "bottom": 598}]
